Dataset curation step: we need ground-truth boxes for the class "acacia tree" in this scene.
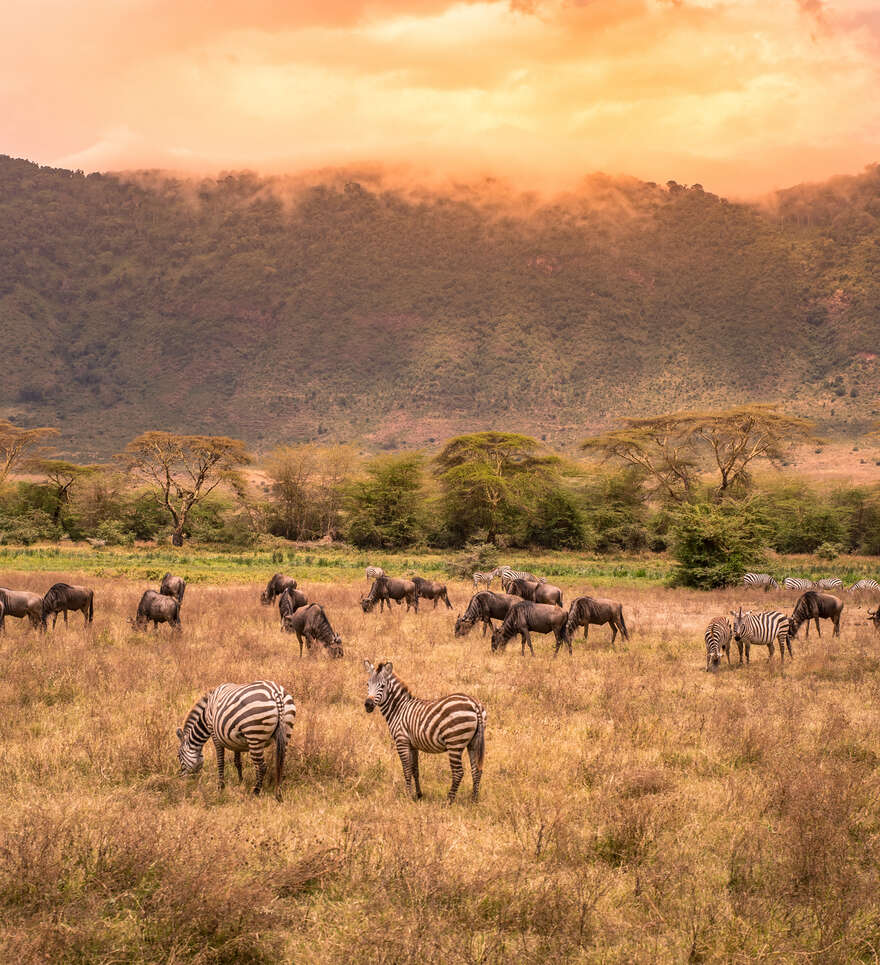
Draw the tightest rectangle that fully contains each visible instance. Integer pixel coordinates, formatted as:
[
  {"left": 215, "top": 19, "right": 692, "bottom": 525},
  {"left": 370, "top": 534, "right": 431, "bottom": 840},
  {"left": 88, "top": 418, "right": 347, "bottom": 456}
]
[
  {"left": 120, "top": 432, "right": 251, "bottom": 545},
  {"left": 26, "top": 458, "right": 103, "bottom": 522},
  {"left": 0, "top": 420, "right": 58, "bottom": 485}
]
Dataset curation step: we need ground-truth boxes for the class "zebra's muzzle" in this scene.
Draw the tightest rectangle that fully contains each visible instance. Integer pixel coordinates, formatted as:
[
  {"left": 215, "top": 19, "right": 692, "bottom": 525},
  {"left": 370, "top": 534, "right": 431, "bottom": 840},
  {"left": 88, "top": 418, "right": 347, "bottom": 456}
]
[{"left": 364, "top": 698, "right": 375, "bottom": 713}]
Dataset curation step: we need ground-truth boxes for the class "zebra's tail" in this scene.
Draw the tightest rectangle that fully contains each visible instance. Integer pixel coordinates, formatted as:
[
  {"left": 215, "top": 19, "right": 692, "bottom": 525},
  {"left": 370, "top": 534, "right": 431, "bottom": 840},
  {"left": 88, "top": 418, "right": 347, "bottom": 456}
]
[
  {"left": 273, "top": 696, "right": 289, "bottom": 800},
  {"left": 469, "top": 706, "right": 487, "bottom": 770}
]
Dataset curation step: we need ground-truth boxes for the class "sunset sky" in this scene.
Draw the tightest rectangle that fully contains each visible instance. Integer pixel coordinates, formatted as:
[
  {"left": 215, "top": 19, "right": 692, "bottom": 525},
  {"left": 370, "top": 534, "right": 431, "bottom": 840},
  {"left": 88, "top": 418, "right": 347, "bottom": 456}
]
[{"left": 3, "top": 0, "right": 879, "bottom": 195}]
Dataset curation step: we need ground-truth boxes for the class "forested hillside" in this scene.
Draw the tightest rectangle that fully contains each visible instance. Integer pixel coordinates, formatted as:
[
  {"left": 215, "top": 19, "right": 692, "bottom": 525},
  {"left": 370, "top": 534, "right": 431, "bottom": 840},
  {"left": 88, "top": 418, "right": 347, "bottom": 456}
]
[{"left": 2, "top": 156, "right": 879, "bottom": 457}]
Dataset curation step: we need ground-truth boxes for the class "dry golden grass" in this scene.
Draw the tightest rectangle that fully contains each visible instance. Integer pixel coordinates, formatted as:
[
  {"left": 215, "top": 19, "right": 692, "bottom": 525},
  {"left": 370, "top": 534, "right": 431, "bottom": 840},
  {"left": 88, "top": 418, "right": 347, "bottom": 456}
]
[{"left": 2, "top": 570, "right": 880, "bottom": 963}]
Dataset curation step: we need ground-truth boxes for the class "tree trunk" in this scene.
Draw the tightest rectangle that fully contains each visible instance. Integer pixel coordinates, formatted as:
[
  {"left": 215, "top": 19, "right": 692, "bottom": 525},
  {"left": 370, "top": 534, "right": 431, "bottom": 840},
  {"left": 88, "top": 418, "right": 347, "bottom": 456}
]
[{"left": 172, "top": 530, "right": 184, "bottom": 546}]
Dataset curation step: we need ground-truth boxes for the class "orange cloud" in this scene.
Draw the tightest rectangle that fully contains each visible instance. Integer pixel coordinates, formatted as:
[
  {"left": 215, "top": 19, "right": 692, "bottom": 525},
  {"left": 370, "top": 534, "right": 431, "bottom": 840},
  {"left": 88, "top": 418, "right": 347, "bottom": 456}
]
[{"left": 2, "top": 0, "right": 879, "bottom": 195}]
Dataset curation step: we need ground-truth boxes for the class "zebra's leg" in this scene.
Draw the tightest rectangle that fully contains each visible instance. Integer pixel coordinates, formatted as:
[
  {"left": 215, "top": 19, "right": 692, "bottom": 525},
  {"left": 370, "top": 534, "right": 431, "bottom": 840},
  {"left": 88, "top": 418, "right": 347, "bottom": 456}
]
[
  {"left": 411, "top": 745, "right": 423, "bottom": 800},
  {"left": 784, "top": 631, "right": 793, "bottom": 659},
  {"left": 212, "top": 738, "right": 227, "bottom": 791},
  {"left": 467, "top": 743, "right": 483, "bottom": 803},
  {"left": 394, "top": 740, "right": 417, "bottom": 800},
  {"left": 248, "top": 745, "right": 267, "bottom": 796},
  {"left": 234, "top": 751, "right": 243, "bottom": 783},
  {"left": 745, "top": 641, "right": 750, "bottom": 665},
  {"left": 447, "top": 747, "right": 465, "bottom": 803}
]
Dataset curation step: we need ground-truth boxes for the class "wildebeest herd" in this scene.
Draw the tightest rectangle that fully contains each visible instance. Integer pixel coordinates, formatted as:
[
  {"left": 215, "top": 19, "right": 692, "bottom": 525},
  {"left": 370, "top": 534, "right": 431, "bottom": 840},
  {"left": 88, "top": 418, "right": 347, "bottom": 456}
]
[{"left": 3, "top": 562, "right": 879, "bottom": 804}]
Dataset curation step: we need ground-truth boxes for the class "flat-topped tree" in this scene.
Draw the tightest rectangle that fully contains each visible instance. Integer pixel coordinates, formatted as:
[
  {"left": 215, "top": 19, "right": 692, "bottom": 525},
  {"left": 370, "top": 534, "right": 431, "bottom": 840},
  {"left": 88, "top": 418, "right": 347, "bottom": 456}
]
[
  {"left": 0, "top": 420, "right": 58, "bottom": 486},
  {"left": 120, "top": 432, "right": 251, "bottom": 545},
  {"left": 25, "top": 458, "right": 103, "bottom": 522}
]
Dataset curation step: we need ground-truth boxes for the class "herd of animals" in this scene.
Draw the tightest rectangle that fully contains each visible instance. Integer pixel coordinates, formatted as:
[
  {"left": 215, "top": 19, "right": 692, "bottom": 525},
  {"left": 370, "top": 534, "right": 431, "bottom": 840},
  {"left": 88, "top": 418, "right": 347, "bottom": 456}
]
[{"left": 2, "top": 563, "right": 879, "bottom": 803}]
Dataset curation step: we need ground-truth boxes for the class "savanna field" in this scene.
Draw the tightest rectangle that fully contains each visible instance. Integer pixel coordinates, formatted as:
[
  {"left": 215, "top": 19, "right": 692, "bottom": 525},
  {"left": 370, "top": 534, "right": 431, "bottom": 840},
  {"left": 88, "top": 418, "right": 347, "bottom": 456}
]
[{"left": 3, "top": 552, "right": 880, "bottom": 963}]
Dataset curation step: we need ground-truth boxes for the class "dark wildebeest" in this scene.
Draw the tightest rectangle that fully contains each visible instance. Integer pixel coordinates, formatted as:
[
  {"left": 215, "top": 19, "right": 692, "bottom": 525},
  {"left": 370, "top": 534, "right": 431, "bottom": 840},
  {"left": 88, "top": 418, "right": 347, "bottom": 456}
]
[
  {"left": 159, "top": 572, "right": 186, "bottom": 604},
  {"left": 0, "top": 587, "right": 45, "bottom": 630},
  {"left": 42, "top": 583, "right": 94, "bottom": 629},
  {"left": 260, "top": 573, "right": 297, "bottom": 606},
  {"left": 454, "top": 591, "right": 521, "bottom": 638},
  {"left": 132, "top": 590, "right": 181, "bottom": 631},
  {"left": 868, "top": 608, "right": 880, "bottom": 633},
  {"left": 789, "top": 590, "right": 844, "bottom": 639},
  {"left": 565, "top": 596, "right": 629, "bottom": 647},
  {"left": 411, "top": 576, "right": 453, "bottom": 610},
  {"left": 282, "top": 603, "right": 343, "bottom": 658},
  {"left": 361, "top": 576, "right": 419, "bottom": 613},
  {"left": 508, "top": 578, "right": 564, "bottom": 607},
  {"left": 491, "top": 601, "right": 571, "bottom": 656},
  {"left": 278, "top": 587, "right": 309, "bottom": 628}
]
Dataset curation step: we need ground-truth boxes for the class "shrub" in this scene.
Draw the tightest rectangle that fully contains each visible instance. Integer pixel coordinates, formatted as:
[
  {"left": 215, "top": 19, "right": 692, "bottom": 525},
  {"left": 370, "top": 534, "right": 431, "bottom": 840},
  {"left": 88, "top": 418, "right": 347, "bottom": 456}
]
[{"left": 94, "top": 519, "right": 135, "bottom": 546}]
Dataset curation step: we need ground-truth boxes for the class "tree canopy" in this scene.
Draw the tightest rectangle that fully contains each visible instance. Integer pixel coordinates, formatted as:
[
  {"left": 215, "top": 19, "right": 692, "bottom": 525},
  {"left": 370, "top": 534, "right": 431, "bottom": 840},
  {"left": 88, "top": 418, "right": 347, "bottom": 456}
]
[{"left": 0, "top": 420, "right": 58, "bottom": 485}]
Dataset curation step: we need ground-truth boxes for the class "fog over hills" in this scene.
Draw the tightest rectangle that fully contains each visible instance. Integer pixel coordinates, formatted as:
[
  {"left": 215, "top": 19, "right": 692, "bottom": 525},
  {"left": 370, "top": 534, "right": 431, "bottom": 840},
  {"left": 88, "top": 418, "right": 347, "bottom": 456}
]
[{"left": 2, "top": 155, "right": 879, "bottom": 458}]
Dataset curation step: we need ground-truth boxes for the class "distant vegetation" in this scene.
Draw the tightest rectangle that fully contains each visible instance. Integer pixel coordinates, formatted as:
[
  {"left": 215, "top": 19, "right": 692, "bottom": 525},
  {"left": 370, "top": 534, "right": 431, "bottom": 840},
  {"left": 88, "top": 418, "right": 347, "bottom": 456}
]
[{"left": 2, "top": 156, "right": 880, "bottom": 455}]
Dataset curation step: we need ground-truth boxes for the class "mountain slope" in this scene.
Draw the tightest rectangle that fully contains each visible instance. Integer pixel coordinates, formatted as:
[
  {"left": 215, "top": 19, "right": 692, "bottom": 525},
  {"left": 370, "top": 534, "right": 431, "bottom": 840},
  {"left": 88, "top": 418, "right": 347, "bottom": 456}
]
[{"left": 1, "top": 157, "right": 879, "bottom": 457}]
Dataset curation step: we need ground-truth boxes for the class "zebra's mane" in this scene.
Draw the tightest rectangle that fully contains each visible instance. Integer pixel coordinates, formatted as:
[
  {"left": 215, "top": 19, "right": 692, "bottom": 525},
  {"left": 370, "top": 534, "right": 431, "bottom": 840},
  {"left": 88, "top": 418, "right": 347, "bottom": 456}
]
[
  {"left": 182, "top": 693, "right": 209, "bottom": 734},
  {"left": 376, "top": 663, "right": 412, "bottom": 696}
]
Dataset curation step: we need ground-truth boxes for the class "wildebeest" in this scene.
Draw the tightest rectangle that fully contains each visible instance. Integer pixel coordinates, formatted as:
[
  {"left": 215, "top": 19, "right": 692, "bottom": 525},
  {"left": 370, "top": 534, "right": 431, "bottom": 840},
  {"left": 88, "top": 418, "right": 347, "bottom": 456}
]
[
  {"left": 282, "top": 603, "right": 343, "bottom": 658},
  {"left": 278, "top": 587, "right": 309, "bottom": 627},
  {"left": 132, "top": 590, "right": 181, "bottom": 631},
  {"left": 42, "top": 583, "right": 93, "bottom": 629},
  {"left": 491, "top": 601, "right": 571, "bottom": 656},
  {"left": 0, "top": 587, "right": 45, "bottom": 630},
  {"left": 361, "top": 576, "right": 419, "bottom": 613},
  {"left": 788, "top": 590, "right": 844, "bottom": 638},
  {"left": 159, "top": 572, "right": 186, "bottom": 604},
  {"left": 411, "top": 576, "right": 453, "bottom": 610},
  {"left": 508, "top": 578, "right": 564, "bottom": 607},
  {"left": 260, "top": 573, "right": 297, "bottom": 605},
  {"left": 565, "top": 596, "right": 629, "bottom": 646},
  {"left": 868, "top": 608, "right": 880, "bottom": 633},
  {"left": 454, "top": 591, "right": 521, "bottom": 637}
]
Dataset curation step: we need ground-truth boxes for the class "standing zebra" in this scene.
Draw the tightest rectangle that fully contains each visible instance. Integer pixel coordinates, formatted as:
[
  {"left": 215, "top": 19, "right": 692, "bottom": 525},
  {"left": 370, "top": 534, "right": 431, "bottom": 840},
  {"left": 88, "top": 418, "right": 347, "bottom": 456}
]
[
  {"left": 816, "top": 577, "right": 844, "bottom": 591},
  {"left": 742, "top": 573, "right": 779, "bottom": 592},
  {"left": 499, "top": 567, "right": 545, "bottom": 593},
  {"left": 731, "top": 608, "right": 792, "bottom": 664},
  {"left": 783, "top": 577, "right": 814, "bottom": 592},
  {"left": 704, "top": 616, "right": 733, "bottom": 671},
  {"left": 177, "top": 681, "right": 297, "bottom": 801},
  {"left": 363, "top": 660, "right": 486, "bottom": 803},
  {"left": 472, "top": 572, "right": 494, "bottom": 590},
  {"left": 849, "top": 579, "right": 880, "bottom": 594}
]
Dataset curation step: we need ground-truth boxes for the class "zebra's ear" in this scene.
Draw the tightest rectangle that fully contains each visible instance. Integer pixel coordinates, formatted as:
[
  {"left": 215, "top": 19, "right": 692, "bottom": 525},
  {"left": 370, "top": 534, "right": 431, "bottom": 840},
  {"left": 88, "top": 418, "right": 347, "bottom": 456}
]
[
  {"left": 363, "top": 659, "right": 373, "bottom": 672},
  {"left": 384, "top": 661, "right": 393, "bottom": 674},
  {"left": 176, "top": 727, "right": 183, "bottom": 740}
]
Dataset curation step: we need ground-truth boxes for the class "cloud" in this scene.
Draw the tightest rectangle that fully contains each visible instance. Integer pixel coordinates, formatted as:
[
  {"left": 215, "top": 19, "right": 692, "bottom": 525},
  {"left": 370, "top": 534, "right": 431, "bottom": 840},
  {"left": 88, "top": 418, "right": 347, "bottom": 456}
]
[{"left": 2, "top": 0, "right": 879, "bottom": 195}]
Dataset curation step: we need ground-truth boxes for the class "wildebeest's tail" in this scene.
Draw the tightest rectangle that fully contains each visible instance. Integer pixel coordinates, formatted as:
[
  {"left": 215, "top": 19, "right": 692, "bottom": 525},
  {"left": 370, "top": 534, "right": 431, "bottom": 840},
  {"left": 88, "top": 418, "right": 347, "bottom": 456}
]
[
  {"left": 618, "top": 607, "right": 629, "bottom": 641},
  {"left": 88, "top": 591, "right": 94, "bottom": 624},
  {"left": 443, "top": 588, "right": 453, "bottom": 609},
  {"left": 469, "top": 705, "right": 487, "bottom": 769}
]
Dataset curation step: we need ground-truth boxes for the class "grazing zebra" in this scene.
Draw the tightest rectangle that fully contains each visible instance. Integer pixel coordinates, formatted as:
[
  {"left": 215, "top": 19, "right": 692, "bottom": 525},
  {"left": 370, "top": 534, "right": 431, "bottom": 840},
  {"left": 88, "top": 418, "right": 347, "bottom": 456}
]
[
  {"left": 816, "top": 577, "right": 844, "bottom": 591},
  {"left": 742, "top": 573, "right": 779, "bottom": 592},
  {"left": 177, "top": 681, "right": 297, "bottom": 801},
  {"left": 783, "top": 577, "right": 814, "bottom": 592},
  {"left": 731, "top": 607, "right": 792, "bottom": 664},
  {"left": 704, "top": 616, "right": 733, "bottom": 671},
  {"left": 365, "top": 565, "right": 385, "bottom": 581},
  {"left": 849, "top": 578, "right": 880, "bottom": 593},
  {"left": 363, "top": 660, "right": 485, "bottom": 803},
  {"left": 472, "top": 572, "right": 494, "bottom": 590},
  {"left": 499, "top": 567, "right": 545, "bottom": 593},
  {"left": 789, "top": 591, "right": 843, "bottom": 638}
]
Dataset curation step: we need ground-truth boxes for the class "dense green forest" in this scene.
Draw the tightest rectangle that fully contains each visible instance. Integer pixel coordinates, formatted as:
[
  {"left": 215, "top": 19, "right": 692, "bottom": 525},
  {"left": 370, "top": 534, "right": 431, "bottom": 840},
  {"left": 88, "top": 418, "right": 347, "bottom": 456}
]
[{"left": 1, "top": 156, "right": 880, "bottom": 457}]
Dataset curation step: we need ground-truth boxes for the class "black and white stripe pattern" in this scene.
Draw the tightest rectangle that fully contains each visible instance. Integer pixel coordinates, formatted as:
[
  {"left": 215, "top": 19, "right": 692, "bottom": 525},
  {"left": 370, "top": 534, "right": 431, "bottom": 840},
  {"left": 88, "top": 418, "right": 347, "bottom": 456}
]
[
  {"left": 849, "top": 579, "right": 880, "bottom": 593},
  {"left": 816, "top": 577, "right": 844, "bottom": 590},
  {"left": 499, "top": 567, "right": 545, "bottom": 592},
  {"left": 704, "top": 616, "right": 733, "bottom": 671},
  {"left": 742, "top": 573, "right": 779, "bottom": 591},
  {"left": 783, "top": 577, "right": 814, "bottom": 592},
  {"left": 472, "top": 572, "right": 494, "bottom": 590},
  {"left": 365, "top": 565, "right": 385, "bottom": 581},
  {"left": 731, "top": 608, "right": 792, "bottom": 664},
  {"left": 177, "top": 680, "right": 297, "bottom": 801},
  {"left": 363, "top": 660, "right": 485, "bottom": 803}
]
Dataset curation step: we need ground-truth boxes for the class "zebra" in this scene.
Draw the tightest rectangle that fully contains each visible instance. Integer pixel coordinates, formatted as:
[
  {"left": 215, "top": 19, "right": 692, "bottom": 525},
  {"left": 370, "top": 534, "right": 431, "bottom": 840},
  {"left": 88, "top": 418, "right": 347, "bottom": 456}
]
[
  {"left": 742, "top": 573, "right": 779, "bottom": 592},
  {"left": 816, "top": 577, "right": 844, "bottom": 591},
  {"left": 704, "top": 616, "right": 733, "bottom": 671},
  {"left": 783, "top": 577, "right": 814, "bottom": 592},
  {"left": 848, "top": 578, "right": 880, "bottom": 594},
  {"left": 365, "top": 565, "right": 385, "bottom": 581},
  {"left": 363, "top": 660, "right": 486, "bottom": 803},
  {"left": 499, "top": 567, "right": 545, "bottom": 593},
  {"left": 177, "top": 680, "right": 297, "bottom": 801},
  {"left": 731, "top": 607, "right": 792, "bottom": 664},
  {"left": 472, "top": 572, "right": 494, "bottom": 590}
]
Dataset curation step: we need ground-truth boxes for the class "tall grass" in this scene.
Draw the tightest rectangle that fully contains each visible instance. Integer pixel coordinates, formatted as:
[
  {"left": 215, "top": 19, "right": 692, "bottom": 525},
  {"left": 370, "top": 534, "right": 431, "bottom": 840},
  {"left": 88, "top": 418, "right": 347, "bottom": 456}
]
[{"left": 1, "top": 569, "right": 879, "bottom": 961}]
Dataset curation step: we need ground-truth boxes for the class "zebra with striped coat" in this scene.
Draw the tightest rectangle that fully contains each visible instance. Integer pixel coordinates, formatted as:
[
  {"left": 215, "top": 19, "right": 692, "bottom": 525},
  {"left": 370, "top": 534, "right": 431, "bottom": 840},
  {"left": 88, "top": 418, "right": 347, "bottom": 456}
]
[
  {"left": 783, "top": 577, "right": 814, "bottom": 592},
  {"left": 742, "top": 573, "right": 779, "bottom": 592},
  {"left": 816, "top": 577, "right": 844, "bottom": 591},
  {"left": 177, "top": 680, "right": 297, "bottom": 801},
  {"left": 363, "top": 660, "right": 486, "bottom": 803},
  {"left": 472, "top": 572, "right": 494, "bottom": 590},
  {"left": 365, "top": 565, "right": 385, "bottom": 581},
  {"left": 499, "top": 567, "right": 545, "bottom": 593},
  {"left": 731, "top": 607, "right": 792, "bottom": 664},
  {"left": 704, "top": 616, "right": 734, "bottom": 671},
  {"left": 849, "top": 579, "right": 880, "bottom": 594}
]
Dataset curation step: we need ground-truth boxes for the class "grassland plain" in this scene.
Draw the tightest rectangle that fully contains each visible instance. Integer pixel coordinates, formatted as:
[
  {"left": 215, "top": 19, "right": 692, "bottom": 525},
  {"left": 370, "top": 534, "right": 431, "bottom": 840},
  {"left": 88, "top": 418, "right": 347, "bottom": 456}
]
[{"left": 2, "top": 562, "right": 880, "bottom": 963}]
